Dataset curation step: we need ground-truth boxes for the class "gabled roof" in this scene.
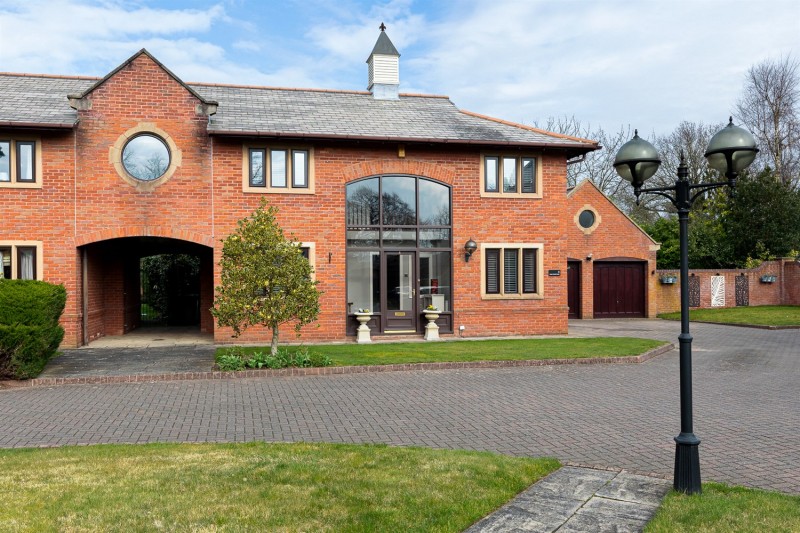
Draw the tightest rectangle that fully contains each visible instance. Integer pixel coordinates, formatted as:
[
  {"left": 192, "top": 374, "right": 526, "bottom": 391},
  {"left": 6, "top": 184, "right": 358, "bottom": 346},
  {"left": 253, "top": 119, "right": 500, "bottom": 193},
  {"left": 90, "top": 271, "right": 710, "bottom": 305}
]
[
  {"left": 69, "top": 49, "right": 216, "bottom": 106},
  {"left": 567, "top": 179, "right": 659, "bottom": 245}
]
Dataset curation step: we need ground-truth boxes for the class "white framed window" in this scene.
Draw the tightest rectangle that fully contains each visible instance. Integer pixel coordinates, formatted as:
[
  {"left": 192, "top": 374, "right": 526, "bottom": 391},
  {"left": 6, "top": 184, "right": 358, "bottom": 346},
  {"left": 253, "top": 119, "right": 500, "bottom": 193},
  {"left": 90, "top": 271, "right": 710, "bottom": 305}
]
[
  {"left": 480, "top": 243, "right": 543, "bottom": 299},
  {"left": 243, "top": 145, "right": 314, "bottom": 194},
  {"left": 0, "top": 241, "right": 43, "bottom": 280},
  {"left": 480, "top": 154, "right": 541, "bottom": 198},
  {"left": 0, "top": 137, "right": 42, "bottom": 189}
]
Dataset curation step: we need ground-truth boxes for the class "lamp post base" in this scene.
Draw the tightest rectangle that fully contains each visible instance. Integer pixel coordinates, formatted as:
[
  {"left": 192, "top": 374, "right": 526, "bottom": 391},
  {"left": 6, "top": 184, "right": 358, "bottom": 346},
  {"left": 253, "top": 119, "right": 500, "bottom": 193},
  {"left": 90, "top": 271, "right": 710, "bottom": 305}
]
[{"left": 674, "top": 432, "right": 701, "bottom": 494}]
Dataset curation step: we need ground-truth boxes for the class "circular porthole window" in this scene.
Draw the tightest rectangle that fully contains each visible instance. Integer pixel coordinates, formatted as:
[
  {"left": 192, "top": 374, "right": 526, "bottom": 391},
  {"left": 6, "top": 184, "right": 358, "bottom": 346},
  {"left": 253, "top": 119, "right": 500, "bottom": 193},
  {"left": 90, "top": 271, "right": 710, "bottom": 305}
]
[
  {"left": 122, "top": 134, "right": 171, "bottom": 181},
  {"left": 578, "top": 209, "right": 596, "bottom": 229}
]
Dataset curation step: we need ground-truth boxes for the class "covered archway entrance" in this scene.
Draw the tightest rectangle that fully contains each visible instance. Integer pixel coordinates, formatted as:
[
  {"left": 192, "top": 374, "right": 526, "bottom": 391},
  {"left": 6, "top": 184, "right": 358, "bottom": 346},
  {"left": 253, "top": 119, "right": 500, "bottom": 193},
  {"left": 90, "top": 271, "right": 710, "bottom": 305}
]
[{"left": 79, "top": 237, "right": 214, "bottom": 346}]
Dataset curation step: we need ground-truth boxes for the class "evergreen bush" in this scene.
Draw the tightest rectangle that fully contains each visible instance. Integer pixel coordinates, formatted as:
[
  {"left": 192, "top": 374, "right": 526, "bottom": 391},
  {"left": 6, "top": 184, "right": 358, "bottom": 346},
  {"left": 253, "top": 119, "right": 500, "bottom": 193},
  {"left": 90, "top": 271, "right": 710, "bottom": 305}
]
[{"left": 0, "top": 280, "right": 66, "bottom": 379}]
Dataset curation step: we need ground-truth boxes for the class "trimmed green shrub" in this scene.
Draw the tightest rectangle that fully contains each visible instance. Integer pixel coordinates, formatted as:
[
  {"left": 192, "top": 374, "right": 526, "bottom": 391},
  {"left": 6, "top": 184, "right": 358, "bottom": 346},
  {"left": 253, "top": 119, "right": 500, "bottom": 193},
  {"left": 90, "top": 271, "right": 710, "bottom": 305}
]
[
  {"left": 0, "top": 325, "right": 64, "bottom": 379},
  {"left": 0, "top": 280, "right": 66, "bottom": 379},
  {"left": 0, "top": 279, "right": 67, "bottom": 326},
  {"left": 214, "top": 345, "right": 332, "bottom": 371}
]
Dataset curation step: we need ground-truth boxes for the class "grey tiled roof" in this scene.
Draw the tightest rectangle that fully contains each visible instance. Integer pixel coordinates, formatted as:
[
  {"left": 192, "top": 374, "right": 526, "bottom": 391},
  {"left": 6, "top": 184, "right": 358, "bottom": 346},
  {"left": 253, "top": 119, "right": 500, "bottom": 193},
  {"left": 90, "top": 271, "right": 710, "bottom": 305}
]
[
  {"left": 193, "top": 84, "right": 593, "bottom": 149},
  {"left": 0, "top": 73, "right": 596, "bottom": 151},
  {"left": 0, "top": 74, "right": 94, "bottom": 127}
]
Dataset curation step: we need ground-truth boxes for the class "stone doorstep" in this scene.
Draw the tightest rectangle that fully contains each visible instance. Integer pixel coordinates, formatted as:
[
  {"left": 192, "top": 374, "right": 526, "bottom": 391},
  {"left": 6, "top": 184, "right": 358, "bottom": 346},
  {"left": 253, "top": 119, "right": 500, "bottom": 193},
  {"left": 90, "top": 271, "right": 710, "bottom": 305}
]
[
  {"left": 6, "top": 343, "right": 675, "bottom": 389},
  {"left": 465, "top": 466, "right": 672, "bottom": 533}
]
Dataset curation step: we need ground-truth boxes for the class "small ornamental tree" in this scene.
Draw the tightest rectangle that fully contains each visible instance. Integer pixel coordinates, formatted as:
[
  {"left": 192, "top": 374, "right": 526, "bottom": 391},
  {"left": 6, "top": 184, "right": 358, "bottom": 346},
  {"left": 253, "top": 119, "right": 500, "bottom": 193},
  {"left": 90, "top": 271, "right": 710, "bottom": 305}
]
[{"left": 212, "top": 201, "right": 321, "bottom": 355}]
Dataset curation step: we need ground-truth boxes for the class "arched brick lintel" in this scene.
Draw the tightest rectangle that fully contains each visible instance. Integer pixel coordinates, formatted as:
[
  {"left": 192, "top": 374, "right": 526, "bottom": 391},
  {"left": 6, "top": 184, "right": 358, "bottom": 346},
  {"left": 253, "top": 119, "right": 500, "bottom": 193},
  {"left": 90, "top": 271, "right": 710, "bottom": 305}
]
[
  {"left": 342, "top": 160, "right": 456, "bottom": 185},
  {"left": 75, "top": 226, "right": 215, "bottom": 248}
]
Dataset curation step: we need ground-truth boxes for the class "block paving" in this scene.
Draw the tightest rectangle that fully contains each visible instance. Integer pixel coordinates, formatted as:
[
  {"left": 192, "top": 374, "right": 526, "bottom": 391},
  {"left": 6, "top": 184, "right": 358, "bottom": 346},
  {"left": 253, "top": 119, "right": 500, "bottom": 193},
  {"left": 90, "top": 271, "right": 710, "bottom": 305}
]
[{"left": 0, "top": 319, "right": 798, "bottom": 496}]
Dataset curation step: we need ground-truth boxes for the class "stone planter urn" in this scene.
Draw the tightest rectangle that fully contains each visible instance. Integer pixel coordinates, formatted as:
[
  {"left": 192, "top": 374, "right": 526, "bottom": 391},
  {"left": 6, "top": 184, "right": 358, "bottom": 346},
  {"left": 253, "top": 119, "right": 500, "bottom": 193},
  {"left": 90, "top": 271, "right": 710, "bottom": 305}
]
[
  {"left": 423, "top": 309, "right": 440, "bottom": 341},
  {"left": 354, "top": 312, "right": 372, "bottom": 344}
]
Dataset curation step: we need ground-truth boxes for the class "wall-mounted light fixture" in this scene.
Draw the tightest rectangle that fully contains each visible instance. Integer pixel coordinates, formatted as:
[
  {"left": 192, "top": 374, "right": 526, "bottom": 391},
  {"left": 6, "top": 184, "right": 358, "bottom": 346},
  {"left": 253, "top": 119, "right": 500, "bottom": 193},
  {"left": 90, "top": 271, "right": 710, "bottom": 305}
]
[
  {"left": 464, "top": 238, "right": 477, "bottom": 262},
  {"left": 586, "top": 253, "right": 593, "bottom": 261}
]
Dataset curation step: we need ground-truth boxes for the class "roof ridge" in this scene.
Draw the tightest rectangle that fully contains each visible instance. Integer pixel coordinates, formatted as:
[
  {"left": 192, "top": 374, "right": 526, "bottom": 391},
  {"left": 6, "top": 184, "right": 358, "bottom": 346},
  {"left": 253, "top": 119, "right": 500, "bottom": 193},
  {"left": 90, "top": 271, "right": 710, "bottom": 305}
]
[
  {"left": 460, "top": 109, "right": 598, "bottom": 146},
  {"left": 0, "top": 72, "right": 100, "bottom": 81},
  {"left": 189, "top": 81, "right": 371, "bottom": 95},
  {"left": 74, "top": 49, "right": 215, "bottom": 105},
  {"left": 189, "top": 81, "right": 451, "bottom": 99}
]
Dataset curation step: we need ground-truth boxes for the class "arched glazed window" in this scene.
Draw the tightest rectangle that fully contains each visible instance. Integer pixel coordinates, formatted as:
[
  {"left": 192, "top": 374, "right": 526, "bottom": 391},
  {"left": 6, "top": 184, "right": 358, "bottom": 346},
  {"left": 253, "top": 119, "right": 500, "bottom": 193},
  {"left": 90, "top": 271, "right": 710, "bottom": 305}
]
[{"left": 346, "top": 176, "right": 452, "bottom": 333}]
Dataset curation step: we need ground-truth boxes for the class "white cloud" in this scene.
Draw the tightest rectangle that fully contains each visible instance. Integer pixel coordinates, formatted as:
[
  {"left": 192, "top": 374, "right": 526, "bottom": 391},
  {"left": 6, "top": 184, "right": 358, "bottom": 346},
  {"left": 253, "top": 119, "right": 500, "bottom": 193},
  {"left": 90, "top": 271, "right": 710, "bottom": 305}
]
[
  {"left": 0, "top": 0, "right": 797, "bottom": 138},
  {"left": 402, "top": 0, "right": 800, "bottom": 136},
  {"left": 0, "top": 0, "right": 224, "bottom": 74}
]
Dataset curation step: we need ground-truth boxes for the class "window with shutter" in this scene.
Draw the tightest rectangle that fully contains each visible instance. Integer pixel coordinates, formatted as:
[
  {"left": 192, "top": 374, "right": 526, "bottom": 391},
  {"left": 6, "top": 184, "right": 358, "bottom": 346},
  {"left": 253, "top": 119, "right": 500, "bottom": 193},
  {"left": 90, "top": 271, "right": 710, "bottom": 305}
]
[
  {"left": 523, "top": 249, "right": 536, "bottom": 293},
  {"left": 504, "top": 249, "right": 518, "bottom": 293},
  {"left": 481, "top": 243, "right": 542, "bottom": 299},
  {"left": 481, "top": 154, "right": 540, "bottom": 197},
  {"left": 485, "top": 249, "right": 500, "bottom": 294}
]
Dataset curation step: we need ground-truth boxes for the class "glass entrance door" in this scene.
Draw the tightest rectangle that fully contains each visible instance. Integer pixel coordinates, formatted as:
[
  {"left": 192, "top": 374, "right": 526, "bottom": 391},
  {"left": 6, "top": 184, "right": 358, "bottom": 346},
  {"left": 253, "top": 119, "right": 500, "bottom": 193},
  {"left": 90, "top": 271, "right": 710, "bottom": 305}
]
[{"left": 383, "top": 252, "right": 417, "bottom": 332}]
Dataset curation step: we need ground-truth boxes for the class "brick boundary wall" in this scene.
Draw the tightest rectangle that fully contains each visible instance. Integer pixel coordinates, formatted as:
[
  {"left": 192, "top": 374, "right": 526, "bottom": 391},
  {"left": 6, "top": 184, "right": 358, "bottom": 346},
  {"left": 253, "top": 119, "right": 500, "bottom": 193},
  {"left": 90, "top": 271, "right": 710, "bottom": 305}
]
[{"left": 655, "top": 258, "right": 799, "bottom": 314}]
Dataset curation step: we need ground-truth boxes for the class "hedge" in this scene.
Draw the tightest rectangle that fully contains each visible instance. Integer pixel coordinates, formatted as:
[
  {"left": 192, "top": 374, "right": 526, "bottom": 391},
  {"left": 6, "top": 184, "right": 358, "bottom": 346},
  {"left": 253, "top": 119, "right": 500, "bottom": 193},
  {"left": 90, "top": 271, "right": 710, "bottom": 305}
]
[
  {"left": 0, "top": 280, "right": 66, "bottom": 380},
  {"left": 0, "top": 279, "right": 66, "bottom": 325}
]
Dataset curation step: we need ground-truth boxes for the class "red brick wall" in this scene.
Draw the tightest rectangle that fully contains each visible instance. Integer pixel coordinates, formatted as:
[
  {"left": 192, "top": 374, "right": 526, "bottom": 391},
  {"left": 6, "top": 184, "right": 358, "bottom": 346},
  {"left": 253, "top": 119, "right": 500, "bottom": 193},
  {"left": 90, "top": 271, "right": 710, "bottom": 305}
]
[
  {"left": 210, "top": 141, "right": 572, "bottom": 343},
  {"left": 10, "top": 53, "right": 586, "bottom": 346},
  {"left": 565, "top": 181, "right": 659, "bottom": 318},
  {"left": 784, "top": 260, "right": 800, "bottom": 305},
  {"left": 655, "top": 259, "right": 799, "bottom": 313}
]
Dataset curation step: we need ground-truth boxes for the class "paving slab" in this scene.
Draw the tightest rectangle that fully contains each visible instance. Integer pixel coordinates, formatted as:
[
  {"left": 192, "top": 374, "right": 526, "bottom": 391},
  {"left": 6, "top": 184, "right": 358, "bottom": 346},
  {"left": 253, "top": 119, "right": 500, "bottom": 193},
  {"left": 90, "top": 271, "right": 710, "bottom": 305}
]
[{"left": 466, "top": 466, "right": 672, "bottom": 532}]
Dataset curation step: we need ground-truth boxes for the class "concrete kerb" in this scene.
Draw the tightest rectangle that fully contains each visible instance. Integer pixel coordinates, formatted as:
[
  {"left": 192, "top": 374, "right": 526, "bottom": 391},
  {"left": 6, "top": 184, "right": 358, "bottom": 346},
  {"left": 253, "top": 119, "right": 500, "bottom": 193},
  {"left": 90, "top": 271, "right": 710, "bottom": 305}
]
[{"left": 5, "top": 343, "right": 674, "bottom": 389}]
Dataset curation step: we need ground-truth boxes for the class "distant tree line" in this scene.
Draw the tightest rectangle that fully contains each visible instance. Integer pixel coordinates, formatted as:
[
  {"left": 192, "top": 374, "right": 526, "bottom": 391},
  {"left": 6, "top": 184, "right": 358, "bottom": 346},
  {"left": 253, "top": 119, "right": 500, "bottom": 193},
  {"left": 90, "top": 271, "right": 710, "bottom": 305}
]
[{"left": 544, "top": 56, "right": 800, "bottom": 269}]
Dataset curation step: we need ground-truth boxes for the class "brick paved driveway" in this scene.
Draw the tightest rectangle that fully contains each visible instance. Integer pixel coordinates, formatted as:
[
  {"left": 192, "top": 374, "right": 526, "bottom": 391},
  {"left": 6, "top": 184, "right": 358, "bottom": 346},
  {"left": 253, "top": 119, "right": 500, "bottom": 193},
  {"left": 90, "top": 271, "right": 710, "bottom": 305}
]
[{"left": 1, "top": 320, "right": 798, "bottom": 494}]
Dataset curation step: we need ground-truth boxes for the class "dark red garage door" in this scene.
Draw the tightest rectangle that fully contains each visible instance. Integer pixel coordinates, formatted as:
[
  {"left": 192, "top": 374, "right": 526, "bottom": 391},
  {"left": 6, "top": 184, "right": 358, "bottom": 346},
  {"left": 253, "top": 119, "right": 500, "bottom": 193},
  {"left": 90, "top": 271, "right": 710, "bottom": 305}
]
[{"left": 593, "top": 261, "right": 645, "bottom": 318}]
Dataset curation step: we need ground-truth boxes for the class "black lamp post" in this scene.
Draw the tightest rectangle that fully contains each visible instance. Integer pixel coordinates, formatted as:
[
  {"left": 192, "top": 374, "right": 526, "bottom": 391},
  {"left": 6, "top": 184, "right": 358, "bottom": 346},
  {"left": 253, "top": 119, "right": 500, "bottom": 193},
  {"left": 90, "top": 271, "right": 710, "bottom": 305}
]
[{"left": 613, "top": 118, "right": 758, "bottom": 494}]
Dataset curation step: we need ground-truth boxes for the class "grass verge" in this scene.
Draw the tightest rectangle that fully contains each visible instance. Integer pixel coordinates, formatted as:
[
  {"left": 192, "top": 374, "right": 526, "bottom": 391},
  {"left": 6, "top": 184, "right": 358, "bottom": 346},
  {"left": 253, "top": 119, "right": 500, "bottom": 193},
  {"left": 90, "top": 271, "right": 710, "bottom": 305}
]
[
  {"left": 216, "top": 337, "right": 666, "bottom": 367},
  {"left": 645, "top": 482, "right": 800, "bottom": 532},
  {"left": 0, "top": 442, "right": 558, "bottom": 532},
  {"left": 658, "top": 305, "right": 800, "bottom": 327}
]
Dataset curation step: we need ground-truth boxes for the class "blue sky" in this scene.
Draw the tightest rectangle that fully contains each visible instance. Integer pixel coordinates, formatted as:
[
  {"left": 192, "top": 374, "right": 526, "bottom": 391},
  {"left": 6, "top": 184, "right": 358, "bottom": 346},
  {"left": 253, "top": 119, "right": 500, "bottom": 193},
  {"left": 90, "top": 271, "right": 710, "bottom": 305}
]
[{"left": 1, "top": 0, "right": 798, "bottom": 137}]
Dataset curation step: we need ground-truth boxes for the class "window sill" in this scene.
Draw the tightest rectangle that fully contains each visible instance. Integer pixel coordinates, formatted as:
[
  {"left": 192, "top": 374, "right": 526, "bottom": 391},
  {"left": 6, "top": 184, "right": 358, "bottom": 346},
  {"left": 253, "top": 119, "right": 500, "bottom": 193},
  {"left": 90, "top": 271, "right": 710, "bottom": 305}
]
[
  {"left": 480, "top": 191, "right": 542, "bottom": 199},
  {"left": 0, "top": 181, "right": 42, "bottom": 189},
  {"left": 481, "top": 293, "right": 544, "bottom": 300},
  {"left": 243, "top": 186, "right": 315, "bottom": 194}
]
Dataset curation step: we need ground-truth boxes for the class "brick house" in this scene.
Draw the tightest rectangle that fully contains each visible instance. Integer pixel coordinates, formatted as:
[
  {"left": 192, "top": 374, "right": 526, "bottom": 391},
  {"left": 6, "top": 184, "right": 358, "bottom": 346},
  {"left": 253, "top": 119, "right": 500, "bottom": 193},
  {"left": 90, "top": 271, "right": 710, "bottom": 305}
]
[
  {"left": 0, "top": 29, "right": 660, "bottom": 348},
  {"left": 565, "top": 180, "right": 660, "bottom": 319}
]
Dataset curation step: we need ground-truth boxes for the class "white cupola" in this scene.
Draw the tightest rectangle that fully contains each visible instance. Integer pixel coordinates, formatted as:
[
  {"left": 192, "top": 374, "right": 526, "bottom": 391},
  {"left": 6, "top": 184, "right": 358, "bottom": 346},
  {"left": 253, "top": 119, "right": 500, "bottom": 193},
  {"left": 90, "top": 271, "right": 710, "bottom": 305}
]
[{"left": 367, "top": 23, "right": 400, "bottom": 100}]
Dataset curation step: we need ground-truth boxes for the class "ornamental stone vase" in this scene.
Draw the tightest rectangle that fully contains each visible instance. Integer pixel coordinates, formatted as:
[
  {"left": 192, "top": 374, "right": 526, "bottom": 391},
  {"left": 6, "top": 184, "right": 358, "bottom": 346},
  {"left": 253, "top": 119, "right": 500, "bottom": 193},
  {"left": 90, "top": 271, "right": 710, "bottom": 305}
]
[
  {"left": 354, "top": 312, "right": 372, "bottom": 344},
  {"left": 423, "top": 310, "right": 440, "bottom": 341}
]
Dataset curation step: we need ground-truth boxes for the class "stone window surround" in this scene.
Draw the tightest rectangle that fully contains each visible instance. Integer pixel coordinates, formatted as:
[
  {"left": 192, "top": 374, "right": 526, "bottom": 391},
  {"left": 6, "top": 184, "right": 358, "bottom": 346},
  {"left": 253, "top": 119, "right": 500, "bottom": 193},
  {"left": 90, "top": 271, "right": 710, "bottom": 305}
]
[
  {"left": 0, "top": 136, "right": 43, "bottom": 189},
  {"left": 109, "top": 123, "right": 182, "bottom": 192},
  {"left": 300, "top": 242, "right": 316, "bottom": 280},
  {"left": 480, "top": 242, "right": 544, "bottom": 300},
  {"left": 0, "top": 240, "right": 43, "bottom": 280},
  {"left": 242, "top": 144, "right": 315, "bottom": 194},
  {"left": 575, "top": 204, "right": 602, "bottom": 234},
  {"left": 479, "top": 153, "right": 542, "bottom": 199}
]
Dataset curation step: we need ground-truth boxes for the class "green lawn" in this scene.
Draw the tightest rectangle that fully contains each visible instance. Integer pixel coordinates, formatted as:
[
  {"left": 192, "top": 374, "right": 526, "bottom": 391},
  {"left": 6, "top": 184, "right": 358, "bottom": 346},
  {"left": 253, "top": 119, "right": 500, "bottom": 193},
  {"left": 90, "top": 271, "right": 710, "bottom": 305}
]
[
  {"left": 658, "top": 305, "right": 800, "bottom": 327},
  {"left": 217, "top": 337, "right": 666, "bottom": 367},
  {"left": 646, "top": 482, "right": 800, "bottom": 532},
  {"left": 0, "top": 442, "right": 558, "bottom": 532}
]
